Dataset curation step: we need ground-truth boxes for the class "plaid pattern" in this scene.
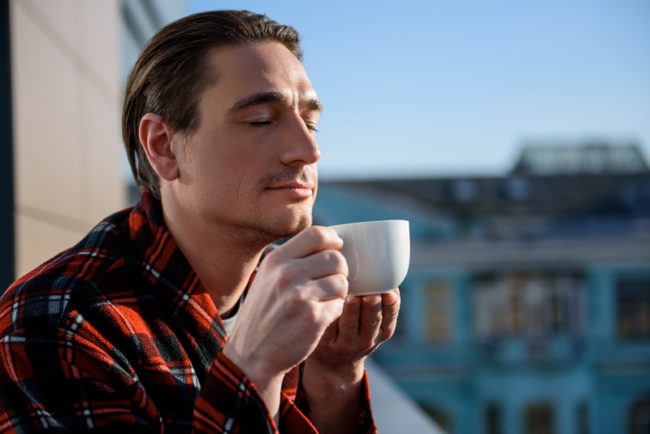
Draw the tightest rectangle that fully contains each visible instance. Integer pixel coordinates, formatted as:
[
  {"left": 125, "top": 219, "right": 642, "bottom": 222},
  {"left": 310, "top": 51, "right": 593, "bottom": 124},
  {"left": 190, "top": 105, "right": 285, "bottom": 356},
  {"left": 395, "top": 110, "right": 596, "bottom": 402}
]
[{"left": 0, "top": 192, "right": 376, "bottom": 433}]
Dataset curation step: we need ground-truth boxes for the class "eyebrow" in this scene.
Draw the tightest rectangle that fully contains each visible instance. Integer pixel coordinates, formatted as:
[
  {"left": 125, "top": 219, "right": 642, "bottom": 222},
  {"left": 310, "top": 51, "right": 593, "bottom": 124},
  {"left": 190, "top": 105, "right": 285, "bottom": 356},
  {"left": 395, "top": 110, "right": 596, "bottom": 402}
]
[{"left": 228, "top": 90, "right": 323, "bottom": 114}]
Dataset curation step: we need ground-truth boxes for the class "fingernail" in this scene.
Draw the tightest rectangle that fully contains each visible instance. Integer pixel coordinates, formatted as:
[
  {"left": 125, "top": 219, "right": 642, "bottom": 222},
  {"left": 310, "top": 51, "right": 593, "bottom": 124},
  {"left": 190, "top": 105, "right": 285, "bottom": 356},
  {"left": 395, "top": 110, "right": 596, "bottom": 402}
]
[{"left": 363, "top": 295, "right": 381, "bottom": 305}]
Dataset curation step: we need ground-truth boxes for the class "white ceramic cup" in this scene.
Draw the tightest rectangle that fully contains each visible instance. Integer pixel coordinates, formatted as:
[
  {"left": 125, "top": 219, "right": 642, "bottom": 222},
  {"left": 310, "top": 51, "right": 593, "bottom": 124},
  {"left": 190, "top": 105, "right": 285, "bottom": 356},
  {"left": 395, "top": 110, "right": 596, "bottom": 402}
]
[{"left": 329, "top": 219, "right": 410, "bottom": 296}]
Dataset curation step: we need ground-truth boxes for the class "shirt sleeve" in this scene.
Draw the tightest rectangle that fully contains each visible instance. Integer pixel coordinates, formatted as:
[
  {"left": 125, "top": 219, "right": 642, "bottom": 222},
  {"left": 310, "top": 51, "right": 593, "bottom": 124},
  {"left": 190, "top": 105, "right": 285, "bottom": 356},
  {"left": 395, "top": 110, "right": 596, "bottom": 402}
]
[{"left": 194, "top": 351, "right": 319, "bottom": 433}]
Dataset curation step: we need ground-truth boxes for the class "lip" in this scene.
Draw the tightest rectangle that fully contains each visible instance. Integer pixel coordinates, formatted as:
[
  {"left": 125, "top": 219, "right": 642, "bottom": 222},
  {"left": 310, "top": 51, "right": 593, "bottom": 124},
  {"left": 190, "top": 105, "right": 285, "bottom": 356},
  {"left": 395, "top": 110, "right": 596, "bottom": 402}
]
[{"left": 266, "top": 180, "right": 315, "bottom": 198}]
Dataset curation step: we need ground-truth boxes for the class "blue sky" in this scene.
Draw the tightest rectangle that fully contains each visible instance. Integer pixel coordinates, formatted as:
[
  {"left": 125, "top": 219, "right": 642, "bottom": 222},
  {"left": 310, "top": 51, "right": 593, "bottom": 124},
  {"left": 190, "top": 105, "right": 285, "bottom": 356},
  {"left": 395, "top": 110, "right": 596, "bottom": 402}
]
[{"left": 189, "top": 0, "right": 650, "bottom": 179}]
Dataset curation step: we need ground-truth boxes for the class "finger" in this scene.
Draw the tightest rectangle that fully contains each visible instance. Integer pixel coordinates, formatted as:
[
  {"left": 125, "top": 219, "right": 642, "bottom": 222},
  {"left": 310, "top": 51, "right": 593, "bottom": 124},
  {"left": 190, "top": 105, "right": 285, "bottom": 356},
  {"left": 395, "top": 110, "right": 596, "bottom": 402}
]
[
  {"left": 317, "top": 297, "right": 346, "bottom": 329},
  {"left": 294, "top": 249, "right": 348, "bottom": 280},
  {"left": 379, "top": 288, "right": 401, "bottom": 341},
  {"left": 358, "top": 295, "right": 382, "bottom": 347},
  {"left": 306, "top": 274, "right": 349, "bottom": 301},
  {"left": 273, "top": 226, "right": 343, "bottom": 260},
  {"left": 336, "top": 296, "right": 362, "bottom": 340}
]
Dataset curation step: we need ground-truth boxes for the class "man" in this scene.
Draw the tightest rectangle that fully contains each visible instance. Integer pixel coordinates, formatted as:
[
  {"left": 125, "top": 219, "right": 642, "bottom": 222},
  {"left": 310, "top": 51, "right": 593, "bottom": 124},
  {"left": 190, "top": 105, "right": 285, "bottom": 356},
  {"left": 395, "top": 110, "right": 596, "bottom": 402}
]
[{"left": 0, "top": 10, "right": 399, "bottom": 433}]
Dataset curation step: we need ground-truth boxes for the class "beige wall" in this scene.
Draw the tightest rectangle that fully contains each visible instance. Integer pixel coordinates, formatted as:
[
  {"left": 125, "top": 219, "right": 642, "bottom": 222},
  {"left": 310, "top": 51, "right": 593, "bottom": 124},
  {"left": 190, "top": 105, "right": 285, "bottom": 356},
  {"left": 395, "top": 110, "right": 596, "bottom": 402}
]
[{"left": 11, "top": 0, "right": 126, "bottom": 277}]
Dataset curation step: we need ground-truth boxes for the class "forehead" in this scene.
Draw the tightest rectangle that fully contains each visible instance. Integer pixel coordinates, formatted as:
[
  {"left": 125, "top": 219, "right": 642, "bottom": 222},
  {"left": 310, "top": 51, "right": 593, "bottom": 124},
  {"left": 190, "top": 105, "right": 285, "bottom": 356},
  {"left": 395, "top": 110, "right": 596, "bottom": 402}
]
[{"left": 202, "top": 41, "right": 317, "bottom": 106}]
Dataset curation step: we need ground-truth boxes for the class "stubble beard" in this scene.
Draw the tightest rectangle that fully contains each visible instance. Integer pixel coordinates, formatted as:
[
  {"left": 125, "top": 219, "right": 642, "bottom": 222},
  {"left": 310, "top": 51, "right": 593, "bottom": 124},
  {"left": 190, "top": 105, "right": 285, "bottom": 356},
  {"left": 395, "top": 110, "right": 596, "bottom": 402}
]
[
  {"left": 248, "top": 167, "right": 317, "bottom": 243},
  {"left": 234, "top": 207, "right": 312, "bottom": 249}
]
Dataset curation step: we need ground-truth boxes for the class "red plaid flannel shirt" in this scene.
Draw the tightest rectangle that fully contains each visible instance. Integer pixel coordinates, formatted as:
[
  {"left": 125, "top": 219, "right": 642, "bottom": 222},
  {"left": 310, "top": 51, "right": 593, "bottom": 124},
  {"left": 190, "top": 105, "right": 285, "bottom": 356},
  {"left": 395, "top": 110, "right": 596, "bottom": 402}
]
[{"left": 0, "top": 192, "right": 376, "bottom": 433}]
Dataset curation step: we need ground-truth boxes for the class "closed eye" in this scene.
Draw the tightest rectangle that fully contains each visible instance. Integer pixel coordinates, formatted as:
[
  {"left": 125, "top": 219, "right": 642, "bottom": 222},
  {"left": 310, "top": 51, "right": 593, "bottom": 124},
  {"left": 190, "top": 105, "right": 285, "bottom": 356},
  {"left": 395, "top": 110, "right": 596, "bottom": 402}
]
[{"left": 249, "top": 120, "right": 272, "bottom": 126}]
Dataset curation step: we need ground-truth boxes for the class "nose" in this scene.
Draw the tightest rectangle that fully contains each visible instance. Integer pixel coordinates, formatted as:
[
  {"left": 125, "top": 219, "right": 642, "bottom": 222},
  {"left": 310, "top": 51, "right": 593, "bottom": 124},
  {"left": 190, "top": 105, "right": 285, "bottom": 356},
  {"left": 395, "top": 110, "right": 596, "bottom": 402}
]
[{"left": 278, "top": 113, "right": 321, "bottom": 167}]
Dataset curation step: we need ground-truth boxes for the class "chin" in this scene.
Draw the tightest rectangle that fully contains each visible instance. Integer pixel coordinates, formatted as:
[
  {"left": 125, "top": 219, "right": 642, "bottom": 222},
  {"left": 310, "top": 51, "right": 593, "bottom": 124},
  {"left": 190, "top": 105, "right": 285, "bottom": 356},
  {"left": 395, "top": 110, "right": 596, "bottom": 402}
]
[
  {"left": 268, "top": 212, "right": 312, "bottom": 240},
  {"left": 280, "top": 214, "right": 312, "bottom": 237},
  {"left": 243, "top": 204, "right": 313, "bottom": 245}
]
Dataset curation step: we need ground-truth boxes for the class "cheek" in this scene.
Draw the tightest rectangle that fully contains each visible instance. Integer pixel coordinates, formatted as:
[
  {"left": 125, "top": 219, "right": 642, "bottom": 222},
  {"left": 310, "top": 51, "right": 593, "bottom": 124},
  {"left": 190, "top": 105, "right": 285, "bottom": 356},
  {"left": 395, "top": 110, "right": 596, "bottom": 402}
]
[
  {"left": 185, "top": 132, "right": 265, "bottom": 202},
  {"left": 197, "top": 156, "right": 258, "bottom": 205}
]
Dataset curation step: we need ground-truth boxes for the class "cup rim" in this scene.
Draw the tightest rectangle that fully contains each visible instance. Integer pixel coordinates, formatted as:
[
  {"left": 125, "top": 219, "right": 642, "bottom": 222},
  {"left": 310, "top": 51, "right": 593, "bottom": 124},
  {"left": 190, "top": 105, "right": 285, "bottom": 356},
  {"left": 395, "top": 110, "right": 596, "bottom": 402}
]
[{"left": 329, "top": 219, "right": 409, "bottom": 229}]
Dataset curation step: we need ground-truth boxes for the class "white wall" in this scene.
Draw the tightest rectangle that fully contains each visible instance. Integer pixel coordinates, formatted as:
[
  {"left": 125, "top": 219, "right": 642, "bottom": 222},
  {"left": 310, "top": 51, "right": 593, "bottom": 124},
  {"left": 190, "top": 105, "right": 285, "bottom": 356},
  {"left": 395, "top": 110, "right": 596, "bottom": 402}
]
[{"left": 11, "top": 0, "right": 125, "bottom": 277}]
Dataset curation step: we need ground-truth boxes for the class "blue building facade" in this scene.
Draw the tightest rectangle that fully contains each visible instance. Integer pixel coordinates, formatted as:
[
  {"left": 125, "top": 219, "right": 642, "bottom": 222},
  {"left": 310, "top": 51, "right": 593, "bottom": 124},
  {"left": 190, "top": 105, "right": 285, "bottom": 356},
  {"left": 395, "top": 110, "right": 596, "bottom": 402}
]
[{"left": 314, "top": 144, "right": 650, "bottom": 434}]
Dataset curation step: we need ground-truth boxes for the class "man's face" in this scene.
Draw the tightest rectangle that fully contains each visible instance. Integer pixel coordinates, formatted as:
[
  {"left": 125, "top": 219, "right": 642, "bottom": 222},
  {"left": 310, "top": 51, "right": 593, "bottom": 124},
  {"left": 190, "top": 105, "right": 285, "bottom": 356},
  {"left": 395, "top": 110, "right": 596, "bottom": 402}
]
[{"left": 170, "top": 41, "right": 322, "bottom": 243}]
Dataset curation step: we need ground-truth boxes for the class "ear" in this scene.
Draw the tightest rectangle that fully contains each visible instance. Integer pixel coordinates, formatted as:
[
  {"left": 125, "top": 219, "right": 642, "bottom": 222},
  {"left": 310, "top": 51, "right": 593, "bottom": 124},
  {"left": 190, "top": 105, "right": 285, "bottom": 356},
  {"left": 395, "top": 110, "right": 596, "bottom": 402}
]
[{"left": 138, "top": 113, "right": 180, "bottom": 181}]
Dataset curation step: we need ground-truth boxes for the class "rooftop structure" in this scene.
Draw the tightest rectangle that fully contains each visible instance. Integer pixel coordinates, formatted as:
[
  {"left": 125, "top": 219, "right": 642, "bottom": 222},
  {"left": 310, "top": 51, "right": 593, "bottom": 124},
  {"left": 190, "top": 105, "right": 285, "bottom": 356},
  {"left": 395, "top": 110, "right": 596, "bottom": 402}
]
[{"left": 511, "top": 141, "right": 648, "bottom": 175}]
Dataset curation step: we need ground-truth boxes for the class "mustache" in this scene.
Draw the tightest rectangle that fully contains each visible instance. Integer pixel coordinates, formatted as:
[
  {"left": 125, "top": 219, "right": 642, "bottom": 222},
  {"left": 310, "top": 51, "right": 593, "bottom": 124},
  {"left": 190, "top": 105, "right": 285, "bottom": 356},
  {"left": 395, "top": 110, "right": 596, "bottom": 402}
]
[{"left": 259, "top": 167, "right": 317, "bottom": 187}]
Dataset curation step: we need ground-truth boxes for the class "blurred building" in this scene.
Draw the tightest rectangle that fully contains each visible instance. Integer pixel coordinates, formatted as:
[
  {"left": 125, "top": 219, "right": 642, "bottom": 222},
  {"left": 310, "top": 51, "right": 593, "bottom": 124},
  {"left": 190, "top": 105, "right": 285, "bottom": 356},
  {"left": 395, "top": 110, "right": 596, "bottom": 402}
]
[{"left": 315, "top": 141, "right": 650, "bottom": 434}]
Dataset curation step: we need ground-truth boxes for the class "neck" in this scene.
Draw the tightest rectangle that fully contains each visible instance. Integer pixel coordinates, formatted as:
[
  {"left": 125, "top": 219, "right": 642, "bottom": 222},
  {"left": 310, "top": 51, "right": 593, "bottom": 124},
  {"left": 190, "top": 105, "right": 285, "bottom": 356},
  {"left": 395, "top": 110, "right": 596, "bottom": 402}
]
[{"left": 161, "top": 199, "right": 269, "bottom": 317}]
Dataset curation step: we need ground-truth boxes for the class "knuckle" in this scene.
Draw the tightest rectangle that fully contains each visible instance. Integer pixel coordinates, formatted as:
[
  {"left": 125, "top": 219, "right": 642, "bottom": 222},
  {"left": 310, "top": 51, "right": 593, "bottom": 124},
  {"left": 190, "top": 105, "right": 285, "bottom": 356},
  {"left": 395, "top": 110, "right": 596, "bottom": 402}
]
[
  {"left": 322, "top": 274, "right": 348, "bottom": 297},
  {"left": 308, "top": 225, "right": 338, "bottom": 246},
  {"left": 331, "top": 250, "right": 348, "bottom": 274},
  {"left": 307, "top": 226, "right": 329, "bottom": 243},
  {"left": 301, "top": 303, "right": 319, "bottom": 323},
  {"left": 286, "top": 280, "right": 307, "bottom": 299},
  {"left": 284, "top": 287, "right": 308, "bottom": 312},
  {"left": 333, "top": 274, "right": 349, "bottom": 293},
  {"left": 318, "top": 250, "right": 348, "bottom": 276},
  {"left": 276, "top": 263, "right": 302, "bottom": 289}
]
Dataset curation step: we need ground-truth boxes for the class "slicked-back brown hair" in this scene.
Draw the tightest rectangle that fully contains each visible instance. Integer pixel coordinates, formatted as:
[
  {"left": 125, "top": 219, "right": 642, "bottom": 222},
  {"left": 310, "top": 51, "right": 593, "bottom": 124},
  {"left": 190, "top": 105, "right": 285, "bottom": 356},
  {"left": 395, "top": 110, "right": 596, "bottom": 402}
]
[{"left": 122, "top": 10, "right": 303, "bottom": 199}]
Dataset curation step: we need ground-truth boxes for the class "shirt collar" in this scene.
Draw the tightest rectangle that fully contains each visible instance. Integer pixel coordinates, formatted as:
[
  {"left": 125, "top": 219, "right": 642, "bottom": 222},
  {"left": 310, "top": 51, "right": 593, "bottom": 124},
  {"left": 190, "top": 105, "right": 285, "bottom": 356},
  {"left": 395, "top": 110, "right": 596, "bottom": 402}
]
[{"left": 128, "top": 190, "right": 225, "bottom": 340}]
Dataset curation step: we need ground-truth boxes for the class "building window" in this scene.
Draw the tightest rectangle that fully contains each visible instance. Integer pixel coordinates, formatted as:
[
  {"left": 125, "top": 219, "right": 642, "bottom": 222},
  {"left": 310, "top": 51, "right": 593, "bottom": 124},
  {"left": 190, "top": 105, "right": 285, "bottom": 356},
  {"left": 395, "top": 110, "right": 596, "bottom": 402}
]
[
  {"left": 617, "top": 276, "right": 650, "bottom": 340},
  {"left": 473, "top": 272, "right": 585, "bottom": 339},
  {"left": 524, "top": 403, "right": 554, "bottom": 434},
  {"left": 627, "top": 398, "right": 650, "bottom": 434},
  {"left": 423, "top": 281, "right": 451, "bottom": 343},
  {"left": 450, "top": 179, "right": 477, "bottom": 202},
  {"left": 485, "top": 403, "right": 502, "bottom": 434},
  {"left": 502, "top": 176, "right": 530, "bottom": 201}
]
